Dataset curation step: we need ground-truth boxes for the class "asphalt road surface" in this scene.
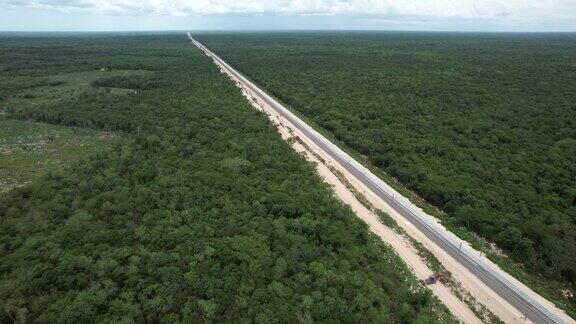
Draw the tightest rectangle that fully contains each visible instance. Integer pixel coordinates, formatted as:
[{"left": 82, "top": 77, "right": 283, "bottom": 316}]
[{"left": 189, "top": 34, "right": 566, "bottom": 324}]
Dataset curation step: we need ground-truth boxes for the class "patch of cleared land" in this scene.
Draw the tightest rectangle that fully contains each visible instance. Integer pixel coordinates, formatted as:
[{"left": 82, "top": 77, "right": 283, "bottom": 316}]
[
  {"left": 0, "top": 69, "right": 148, "bottom": 193},
  {"left": 4, "top": 70, "right": 149, "bottom": 109},
  {"left": 0, "top": 114, "right": 117, "bottom": 193}
]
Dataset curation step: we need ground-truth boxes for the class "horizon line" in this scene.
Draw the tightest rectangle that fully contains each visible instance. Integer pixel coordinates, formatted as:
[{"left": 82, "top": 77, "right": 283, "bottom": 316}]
[{"left": 2, "top": 29, "right": 576, "bottom": 34}]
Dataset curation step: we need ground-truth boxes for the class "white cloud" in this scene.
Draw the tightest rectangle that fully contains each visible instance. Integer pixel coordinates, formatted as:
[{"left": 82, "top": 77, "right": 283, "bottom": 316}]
[{"left": 3, "top": 0, "right": 576, "bottom": 26}]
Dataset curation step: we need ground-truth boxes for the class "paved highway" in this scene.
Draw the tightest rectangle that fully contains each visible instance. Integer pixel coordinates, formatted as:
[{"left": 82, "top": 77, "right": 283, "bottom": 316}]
[{"left": 189, "top": 34, "right": 566, "bottom": 324}]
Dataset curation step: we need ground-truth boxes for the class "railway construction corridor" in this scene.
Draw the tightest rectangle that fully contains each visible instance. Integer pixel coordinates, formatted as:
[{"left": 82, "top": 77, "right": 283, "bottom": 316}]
[{"left": 189, "top": 34, "right": 573, "bottom": 324}]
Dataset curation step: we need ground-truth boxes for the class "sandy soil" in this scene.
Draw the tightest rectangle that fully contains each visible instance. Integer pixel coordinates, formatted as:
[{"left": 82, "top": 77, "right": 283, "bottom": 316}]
[{"left": 202, "top": 46, "right": 574, "bottom": 324}]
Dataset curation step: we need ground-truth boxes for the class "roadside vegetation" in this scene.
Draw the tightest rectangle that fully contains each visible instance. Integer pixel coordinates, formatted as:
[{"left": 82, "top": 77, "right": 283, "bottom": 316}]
[
  {"left": 197, "top": 32, "right": 576, "bottom": 315},
  {"left": 0, "top": 35, "right": 454, "bottom": 322}
]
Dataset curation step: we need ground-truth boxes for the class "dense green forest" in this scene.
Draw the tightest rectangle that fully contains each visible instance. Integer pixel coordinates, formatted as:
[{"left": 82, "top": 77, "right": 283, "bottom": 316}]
[
  {"left": 197, "top": 32, "right": 576, "bottom": 303},
  {"left": 0, "top": 35, "right": 453, "bottom": 322}
]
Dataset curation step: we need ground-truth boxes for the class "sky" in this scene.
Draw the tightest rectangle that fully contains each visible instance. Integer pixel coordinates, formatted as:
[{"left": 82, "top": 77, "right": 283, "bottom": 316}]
[{"left": 1, "top": 0, "right": 576, "bottom": 32}]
